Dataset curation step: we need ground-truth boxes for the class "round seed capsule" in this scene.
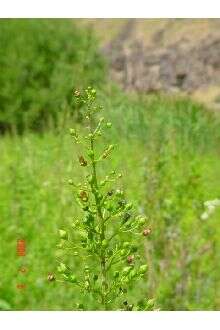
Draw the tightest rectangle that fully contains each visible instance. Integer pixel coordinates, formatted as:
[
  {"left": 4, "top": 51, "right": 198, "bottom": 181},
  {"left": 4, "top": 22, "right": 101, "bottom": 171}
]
[
  {"left": 47, "top": 273, "right": 56, "bottom": 282},
  {"left": 143, "top": 228, "right": 151, "bottom": 236}
]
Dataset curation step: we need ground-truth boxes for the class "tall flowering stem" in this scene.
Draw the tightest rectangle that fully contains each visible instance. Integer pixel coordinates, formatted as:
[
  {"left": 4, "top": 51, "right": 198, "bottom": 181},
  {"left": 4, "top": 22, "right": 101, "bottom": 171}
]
[{"left": 55, "top": 87, "right": 153, "bottom": 311}]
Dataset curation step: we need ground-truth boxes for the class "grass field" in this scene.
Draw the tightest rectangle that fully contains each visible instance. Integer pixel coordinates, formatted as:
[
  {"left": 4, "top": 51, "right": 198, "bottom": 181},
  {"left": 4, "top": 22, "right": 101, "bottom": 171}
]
[{"left": 1, "top": 90, "right": 220, "bottom": 310}]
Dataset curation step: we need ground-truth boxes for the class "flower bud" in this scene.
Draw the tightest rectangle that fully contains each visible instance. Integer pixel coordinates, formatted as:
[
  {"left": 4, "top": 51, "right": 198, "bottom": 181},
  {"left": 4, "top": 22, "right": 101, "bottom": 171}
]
[
  {"left": 71, "top": 220, "right": 79, "bottom": 229},
  {"left": 47, "top": 273, "right": 56, "bottom": 282},
  {"left": 79, "top": 190, "right": 88, "bottom": 202},
  {"left": 122, "top": 266, "right": 132, "bottom": 275},
  {"left": 127, "top": 255, "right": 134, "bottom": 264},
  {"left": 146, "top": 299, "right": 154, "bottom": 309},
  {"left": 123, "top": 242, "right": 130, "bottom": 248},
  {"left": 143, "top": 228, "right": 151, "bottom": 236},
  {"left": 69, "top": 128, "right": 77, "bottom": 137},
  {"left": 91, "top": 88, "right": 96, "bottom": 96},
  {"left": 119, "top": 287, "right": 127, "bottom": 294},
  {"left": 137, "top": 216, "right": 146, "bottom": 226},
  {"left": 84, "top": 265, "right": 90, "bottom": 272},
  {"left": 62, "top": 274, "right": 69, "bottom": 281},
  {"left": 59, "top": 229, "right": 68, "bottom": 240},
  {"left": 139, "top": 265, "right": 147, "bottom": 274},
  {"left": 57, "top": 262, "right": 67, "bottom": 274},
  {"left": 106, "top": 122, "right": 112, "bottom": 128},
  {"left": 101, "top": 239, "right": 108, "bottom": 248},
  {"left": 68, "top": 179, "right": 74, "bottom": 186},
  {"left": 130, "top": 269, "right": 137, "bottom": 278},
  {"left": 125, "top": 203, "right": 133, "bottom": 211},
  {"left": 102, "top": 145, "right": 114, "bottom": 159},
  {"left": 74, "top": 90, "right": 80, "bottom": 97},
  {"left": 115, "top": 189, "right": 124, "bottom": 197},
  {"left": 69, "top": 275, "right": 77, "bottom": 283},
  {"left": 78, "top": 155, "right": 87, "bottom": 167}
]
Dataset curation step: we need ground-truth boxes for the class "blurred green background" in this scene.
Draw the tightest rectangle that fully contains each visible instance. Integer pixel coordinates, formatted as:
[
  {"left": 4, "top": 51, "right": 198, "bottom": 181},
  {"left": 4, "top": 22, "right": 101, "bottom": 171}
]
[{"left": 0, "top": 19, "right": 220, "bottom": 310}]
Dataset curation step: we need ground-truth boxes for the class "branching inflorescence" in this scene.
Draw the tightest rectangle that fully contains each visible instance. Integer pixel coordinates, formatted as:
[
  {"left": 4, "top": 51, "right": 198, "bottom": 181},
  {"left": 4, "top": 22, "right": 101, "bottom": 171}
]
[{"left": 53, "top": 87, "right": 153, "bottom": 310}]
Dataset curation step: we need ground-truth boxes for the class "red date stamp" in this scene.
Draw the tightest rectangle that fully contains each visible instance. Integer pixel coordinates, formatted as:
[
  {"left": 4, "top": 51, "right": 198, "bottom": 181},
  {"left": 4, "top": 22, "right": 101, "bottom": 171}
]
[
  {"left": 17, "top": 239, "right": 26, "bottom": 256},
  {"left": 16, "top": 239, "right": 27, "bottom": 290},
  {"left": 16, "top": 283, "right": 26, "bottom": 290}
]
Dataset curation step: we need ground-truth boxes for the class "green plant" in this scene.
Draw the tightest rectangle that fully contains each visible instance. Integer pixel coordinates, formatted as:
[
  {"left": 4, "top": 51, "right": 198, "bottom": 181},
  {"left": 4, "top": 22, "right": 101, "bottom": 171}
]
[
  {"left": 142, "top": 141, "right": 218, "bottom": 310},
  {"left": 0, "top": 19, "right": 106, "bottom": 133},
  {"left": 54, "top": 87, "right": 153, "bottom": 310},
  {"left": 1, "top": 89, "right": 220, "bottom": 310}
]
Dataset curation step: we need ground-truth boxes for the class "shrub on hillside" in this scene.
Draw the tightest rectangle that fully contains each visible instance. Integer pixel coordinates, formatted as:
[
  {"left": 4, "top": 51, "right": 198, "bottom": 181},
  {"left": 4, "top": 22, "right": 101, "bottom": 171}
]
[{"left": 0, "top": 19, "right": 106, "bottom": 133}]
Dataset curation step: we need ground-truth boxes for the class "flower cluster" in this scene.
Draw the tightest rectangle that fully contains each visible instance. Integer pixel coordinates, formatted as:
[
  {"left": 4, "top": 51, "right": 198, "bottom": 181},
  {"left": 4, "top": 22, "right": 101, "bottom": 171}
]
[
  {"left": 52, "top": 87, "right": 153, "bottom": 310},
  {"left": 200, "top": 198, "right": 220, "bottom": 220}
]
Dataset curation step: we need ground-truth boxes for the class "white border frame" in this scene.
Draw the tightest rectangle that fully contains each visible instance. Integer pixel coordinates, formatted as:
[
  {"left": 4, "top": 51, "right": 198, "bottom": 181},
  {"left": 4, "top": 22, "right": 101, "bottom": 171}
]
[
  {"left": 0, "top": 311, "right": 220, "bottom": 330},
  {"left": 1, "top": 1, "right": 220, "bottom": 328},
  {"left": 1, "top": 0, "right": 220, "bottom": 18}
]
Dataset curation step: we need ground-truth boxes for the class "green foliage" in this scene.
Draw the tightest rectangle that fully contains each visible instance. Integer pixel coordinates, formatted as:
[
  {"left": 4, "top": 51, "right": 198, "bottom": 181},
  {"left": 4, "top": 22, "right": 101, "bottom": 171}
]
[
  {"left": 0, "top": 90, "right": 220, "bottom": 310},
  {"left": 0, "top": 19, "right": 106, "bottom": 133},
  {"left": 100, "top": 88, "right": 220, "bottom": 153},
  {"left": 2, "top": 19, "right": 220, "bottom": 311},
  {"left": 55, "top": 88, "right": 153, "bottom": 310}
]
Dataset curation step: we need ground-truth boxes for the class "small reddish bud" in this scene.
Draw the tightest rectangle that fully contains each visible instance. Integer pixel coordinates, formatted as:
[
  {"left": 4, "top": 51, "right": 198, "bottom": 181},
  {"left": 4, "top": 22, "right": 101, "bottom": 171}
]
[
  {"left": 48, "top": 273, "right": 56, "bottom": 282},
  {"left": 79, "top": 190, "right": 88, "bottom": 202},
  {"left": 143, "top": 228, "right": 151, "bottom": 236},
  {"left": 78, "top": 156, "right": 87, "bottom": 167},
  {"left": 74, "top": 90, "right": 80, "bottom": 97},
  {"left": 127, "top": 255, "right": 134, "bottom": 264}
]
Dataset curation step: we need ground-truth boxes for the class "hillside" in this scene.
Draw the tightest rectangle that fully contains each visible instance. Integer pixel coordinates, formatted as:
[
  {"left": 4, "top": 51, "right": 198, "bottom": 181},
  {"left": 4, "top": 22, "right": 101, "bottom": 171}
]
[{"left": 80, "top": 19, "right": 220, "bottom": 109}]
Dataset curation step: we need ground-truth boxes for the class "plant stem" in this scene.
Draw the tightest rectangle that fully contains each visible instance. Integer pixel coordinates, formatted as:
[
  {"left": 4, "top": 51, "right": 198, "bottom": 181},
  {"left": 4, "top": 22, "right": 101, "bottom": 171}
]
[{"left": 89, "top": 121, "right": 108, "bottom": 310}]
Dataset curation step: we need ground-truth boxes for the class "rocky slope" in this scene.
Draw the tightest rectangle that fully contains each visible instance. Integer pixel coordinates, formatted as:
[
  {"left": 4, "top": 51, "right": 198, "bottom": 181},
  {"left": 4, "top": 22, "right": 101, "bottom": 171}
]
[{"left": 83, "top": 19, "right": 220, "bottom": 108}]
